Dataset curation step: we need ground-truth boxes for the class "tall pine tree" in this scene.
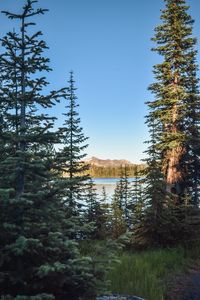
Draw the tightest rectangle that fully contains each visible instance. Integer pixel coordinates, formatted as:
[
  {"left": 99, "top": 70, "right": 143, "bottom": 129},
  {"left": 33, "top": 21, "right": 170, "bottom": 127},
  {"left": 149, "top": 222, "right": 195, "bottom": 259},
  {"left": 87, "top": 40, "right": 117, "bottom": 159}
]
[
  {"left": 56, "top": 71, "right": 89, "bottom": 216},
  {"left": 148, "top": 0, "right": 200, "bottom": 204}
]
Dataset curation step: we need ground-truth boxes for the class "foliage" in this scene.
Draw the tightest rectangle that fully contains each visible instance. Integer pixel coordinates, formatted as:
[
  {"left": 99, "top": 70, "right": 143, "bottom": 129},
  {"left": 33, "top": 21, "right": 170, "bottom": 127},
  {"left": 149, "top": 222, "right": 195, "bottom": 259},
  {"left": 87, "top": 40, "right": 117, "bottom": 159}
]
[
  {"left": 133, "top": 205, "right": 200, "bottom": 249},
  {"left": 79, "top": 235, "right": 130, "bottom": 297},
  {"left": 84, "top": 179, "right": 107, "bottom": 239},
  {"left": 99, "top": 187, "right": 111, "bottom": 238},
  {"left": 130, "top": 166, "right": 145, "bottom": 226},
  {"left": 110, "top": 166, "right": 133, "bottom": 237}
]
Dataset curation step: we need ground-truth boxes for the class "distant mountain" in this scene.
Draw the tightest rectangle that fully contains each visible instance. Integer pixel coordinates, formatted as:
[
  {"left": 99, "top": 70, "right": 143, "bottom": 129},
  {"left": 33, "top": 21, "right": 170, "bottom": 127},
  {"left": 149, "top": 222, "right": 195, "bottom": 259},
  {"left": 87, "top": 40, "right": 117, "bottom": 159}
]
[
  {"left": 85, "top": 156, "right": 135, "bottom": 167},
  {"left": 84, "top": 157, "right": 145, "bottom": 178}
]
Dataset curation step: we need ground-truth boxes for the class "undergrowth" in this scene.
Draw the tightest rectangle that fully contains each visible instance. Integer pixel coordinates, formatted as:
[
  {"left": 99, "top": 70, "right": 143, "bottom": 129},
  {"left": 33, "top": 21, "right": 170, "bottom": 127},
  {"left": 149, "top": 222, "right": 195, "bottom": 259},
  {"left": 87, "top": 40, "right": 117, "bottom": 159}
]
[{"left": 107, "top": 247, "right": 197, "bottom": 300}]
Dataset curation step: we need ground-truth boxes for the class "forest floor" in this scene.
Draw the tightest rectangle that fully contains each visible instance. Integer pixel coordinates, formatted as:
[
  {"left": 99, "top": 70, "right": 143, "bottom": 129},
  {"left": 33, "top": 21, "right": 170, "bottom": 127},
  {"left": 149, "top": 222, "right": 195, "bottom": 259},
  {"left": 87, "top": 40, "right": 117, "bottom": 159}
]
[{"left": 166, "top": 259, "right": 200, "bottom": 300}]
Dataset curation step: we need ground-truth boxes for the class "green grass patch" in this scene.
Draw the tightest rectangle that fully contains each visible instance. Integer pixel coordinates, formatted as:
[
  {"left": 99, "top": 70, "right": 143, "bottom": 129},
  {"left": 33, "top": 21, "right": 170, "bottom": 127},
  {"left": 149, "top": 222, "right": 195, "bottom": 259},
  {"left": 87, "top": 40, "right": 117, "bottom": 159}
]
[{"left": 107, "top": 248, "right": 194, "bottom": 300}]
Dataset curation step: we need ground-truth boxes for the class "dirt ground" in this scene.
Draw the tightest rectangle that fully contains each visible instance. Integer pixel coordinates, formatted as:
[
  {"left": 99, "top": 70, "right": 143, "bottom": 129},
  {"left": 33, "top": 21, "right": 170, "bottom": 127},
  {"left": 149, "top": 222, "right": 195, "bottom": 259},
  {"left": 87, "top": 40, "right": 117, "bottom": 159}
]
[{"left": 166, "top": 262, "right": 200, "bottom": 300}]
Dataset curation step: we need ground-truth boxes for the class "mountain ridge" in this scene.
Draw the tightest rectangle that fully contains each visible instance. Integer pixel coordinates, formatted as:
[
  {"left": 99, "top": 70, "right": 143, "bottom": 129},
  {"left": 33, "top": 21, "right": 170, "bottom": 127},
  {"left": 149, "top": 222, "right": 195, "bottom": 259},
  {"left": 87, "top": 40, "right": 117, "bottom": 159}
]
[{"left": 85, "top": 156, "right": 137, "bottom": 167}]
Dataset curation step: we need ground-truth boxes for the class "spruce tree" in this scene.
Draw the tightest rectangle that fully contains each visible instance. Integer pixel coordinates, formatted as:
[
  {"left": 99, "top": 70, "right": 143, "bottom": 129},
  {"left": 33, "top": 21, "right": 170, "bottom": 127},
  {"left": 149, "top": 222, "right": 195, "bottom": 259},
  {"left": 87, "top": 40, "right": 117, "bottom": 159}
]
[
  {"left": 56, "top": 71, "right": 89, "bottom": 216},
  {"left": 110, "top": 197, "right": 126, "bottom": 239},
  {"left": 99, "top": 186, "right": 111, "bottom": 237},
  {"left": 84, "top": 183, "right": 110, "bottom": 239},
  {"left": 101, "top": 186, "right": 107, "bottom": 203},
  {"left": 134, "top": 117, "right": 166, "bottom": 247},
  {"left": 148, "top": 0, "right": 200, "bottom": 204},
  {"left": 110, "top": 166, "right": 132, "bottom": 237},
  {"left": 144, "top": 118, "right": 166, "bottom": 214},
  {"left": 130, "top": 166, "right": 144, "bottom": 226},
  {"left": 113, "top": 166, "right": 132, "bottom": 228},
  {"left": 0, "top": 2, "right": 98, "bottom": 298},
  {"left": 84, "top": 179, "right": 103, "bottom": 239}
]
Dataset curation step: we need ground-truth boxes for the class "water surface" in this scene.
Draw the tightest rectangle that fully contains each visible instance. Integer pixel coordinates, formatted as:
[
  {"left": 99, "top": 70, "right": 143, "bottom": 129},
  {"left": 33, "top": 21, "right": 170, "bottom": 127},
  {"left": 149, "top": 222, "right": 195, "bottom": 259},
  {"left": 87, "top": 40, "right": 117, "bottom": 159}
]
[{"left": 93, "top": 177, "right": 135, "bottom": 200}]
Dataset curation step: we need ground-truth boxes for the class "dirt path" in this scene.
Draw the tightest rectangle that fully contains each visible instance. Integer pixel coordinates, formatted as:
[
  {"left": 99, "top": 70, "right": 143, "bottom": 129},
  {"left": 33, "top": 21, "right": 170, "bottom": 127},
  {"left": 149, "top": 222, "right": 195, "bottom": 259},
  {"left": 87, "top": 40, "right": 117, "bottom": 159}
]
[
  {"left": 166, "top": 264, "right": 200, "bottom": 300},
  {"left": 181, "top": 272, "right": 200, "bottom": 299}
]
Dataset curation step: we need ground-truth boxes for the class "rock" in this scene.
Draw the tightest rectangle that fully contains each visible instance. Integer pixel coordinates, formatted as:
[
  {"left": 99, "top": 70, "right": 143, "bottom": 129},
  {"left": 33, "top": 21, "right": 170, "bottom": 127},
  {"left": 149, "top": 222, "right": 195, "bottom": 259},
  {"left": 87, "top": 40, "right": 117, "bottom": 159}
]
[{"left": 96, "top": 295, "right": 144, "bottom": 300}]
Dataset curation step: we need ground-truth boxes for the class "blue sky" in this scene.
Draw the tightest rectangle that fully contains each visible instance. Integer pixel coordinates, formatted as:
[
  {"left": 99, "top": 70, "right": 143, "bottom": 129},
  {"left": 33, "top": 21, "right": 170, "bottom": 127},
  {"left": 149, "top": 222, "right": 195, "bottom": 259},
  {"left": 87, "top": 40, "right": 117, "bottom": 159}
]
[{"left": 0, "top": 0, "right": 200, "bottom": 163}]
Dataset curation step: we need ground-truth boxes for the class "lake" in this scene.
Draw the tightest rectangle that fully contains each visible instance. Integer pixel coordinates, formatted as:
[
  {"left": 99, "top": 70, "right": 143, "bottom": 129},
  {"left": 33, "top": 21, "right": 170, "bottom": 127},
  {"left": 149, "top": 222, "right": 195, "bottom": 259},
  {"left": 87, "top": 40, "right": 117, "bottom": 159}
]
[{"left": 93, "top": 177, "right": 136, "bottom": 200}]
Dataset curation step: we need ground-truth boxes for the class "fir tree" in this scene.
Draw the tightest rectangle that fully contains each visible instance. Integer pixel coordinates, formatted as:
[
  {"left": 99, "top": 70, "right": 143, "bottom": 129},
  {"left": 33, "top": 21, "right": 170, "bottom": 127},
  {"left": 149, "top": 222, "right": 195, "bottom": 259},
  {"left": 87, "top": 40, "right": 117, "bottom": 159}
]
[
  {"left": 130, "top": 166, "right": 144, "bottom": 226},
  {"left": 113, "top": 166, "right": 132, "bottom": 228},
  {"left": 56, "top": 71, "right": 89, "bottom": 216},
  {"left": 84, "top": 179, "right": 103, "bottom": 239},
  {"left": 110, "top": 166, "right": 132, "bottom": 237},
  {"left": 101, "top": 186, "right": 107, "bottom": 203},
  {"left": 0, "top": 2, "right": 99, "bottom": 298},
  {"left": 134, "top": 117, "right": 166, "bottom": 247},
  {"left": 148, "top": 0, "right": 200, "bottom": 204},
  {"left": 144, "top": 118, "right": 166, "bottom": 214},
  {"left": 110, "top": 197, "right": 126, "bottom": 239},
  {"left": 98, "top": 186, "right": 111, "bottom": 238},
  {"left": 101, "top": 187, "right": 110, "bottom": 224},
  {"left": 84, "top": 183, "right": 111, "bottom": 239}
]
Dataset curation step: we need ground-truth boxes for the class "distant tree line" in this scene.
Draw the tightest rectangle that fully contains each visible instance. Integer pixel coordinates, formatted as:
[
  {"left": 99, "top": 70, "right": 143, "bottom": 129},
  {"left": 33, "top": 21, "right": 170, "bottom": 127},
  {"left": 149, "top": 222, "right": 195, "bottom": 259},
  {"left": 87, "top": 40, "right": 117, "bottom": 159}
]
[{"left": 88, "top": 164, "right": 146, "bottom": 178}]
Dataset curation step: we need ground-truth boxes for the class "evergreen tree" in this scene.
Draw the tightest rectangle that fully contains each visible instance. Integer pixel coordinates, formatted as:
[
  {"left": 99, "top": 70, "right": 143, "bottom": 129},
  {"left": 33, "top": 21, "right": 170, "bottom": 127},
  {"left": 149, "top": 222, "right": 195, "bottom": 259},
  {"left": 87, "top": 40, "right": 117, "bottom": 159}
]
[
  {"left": 130, "top": 166, "right": 144, "bottom": 226},
  {"left": 0, "top": 2, "right": 99, "bottom": 298},
  {"left": 110, "top": 196, "right": 126, "bottom": 239},
  {"left": 84, "top": 179, "right": 103, "bottom": 239},
  {"left": 101, "top": 186, "right": 107, "bottom": 203},
  {"left": 110, "top": 166, "right": 132, "bottom": 237},
  {"left": 84, "top": 183, "right": 111, "bottom": 239},
  {"left": 134, "top": 117, "right": 166, "bottom": 248},
  {"left": 144, "top": 118, "right": 166, "bottom": 214},
  {"left": 99, "top": 186, "right": 111, "bottom": 238},
  {"left": 148, "top": 0, "right": 200, "bottom": 204},
  {"left": 56, "top": 71, "right": 89, "bottom": 216},
  {"left": 113, "top": 166, "right": 132, "bottom": 228}
]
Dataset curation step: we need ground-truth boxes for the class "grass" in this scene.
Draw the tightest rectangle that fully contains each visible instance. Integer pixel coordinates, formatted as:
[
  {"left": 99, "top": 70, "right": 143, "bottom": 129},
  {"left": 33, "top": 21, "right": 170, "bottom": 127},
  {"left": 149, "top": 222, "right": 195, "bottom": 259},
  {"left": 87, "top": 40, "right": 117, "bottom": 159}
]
[{"left": 107, "top": 248, "right": 195, "bottom": 300}]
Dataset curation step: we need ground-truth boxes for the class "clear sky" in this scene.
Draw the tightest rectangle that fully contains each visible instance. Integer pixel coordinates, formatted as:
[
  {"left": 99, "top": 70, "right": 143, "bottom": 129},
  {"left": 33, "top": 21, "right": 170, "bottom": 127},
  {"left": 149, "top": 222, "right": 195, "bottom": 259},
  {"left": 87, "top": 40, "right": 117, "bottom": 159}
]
[{"left": 0, "top": 0, "right": 200, "bottom": 163}]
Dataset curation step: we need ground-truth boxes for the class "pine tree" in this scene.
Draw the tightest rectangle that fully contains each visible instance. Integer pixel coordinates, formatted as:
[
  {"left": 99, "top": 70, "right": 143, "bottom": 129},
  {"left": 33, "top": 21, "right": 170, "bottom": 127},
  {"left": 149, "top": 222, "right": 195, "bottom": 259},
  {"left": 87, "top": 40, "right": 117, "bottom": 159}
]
[
  {"left": 134, "top": 117, "right": 166, "bottom": 248},
  {"left": 100, "top": 186, "right": 111, "bottom": 237},
  {"left": 0, "top": 2, "right": 99, "bottom": 298},
  {"left": 101, "top": 186, "right": 107, "bottom": 203},
  {"left": 84, "top": 182, "right": 112, "bottom": 239},
  {"left": 56, "top": 71, "right": 89, "bottom": 216},
  {"left": 84, "top": 179, "right": 103, "bottom": 239},
  {"left": 110, "top": 166, "right": 132, "bottom": 237},
  {"left": 113, "top": 166, "right": 132, "bottom": 228},
  {"left": 144, "top": 118, "right": 166, "bottom": 213},
  {"left": 130, "top": 166, "right": 144, "bottom": 226},
  {"left": 110, "top": 197, "right": 126, "bottom": 239},
  {"left": 94, "top": 186, "right": 111, "bottom": 238},
  {"left": 148, "top": 0, "right": 200, "bottom": 204}
]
